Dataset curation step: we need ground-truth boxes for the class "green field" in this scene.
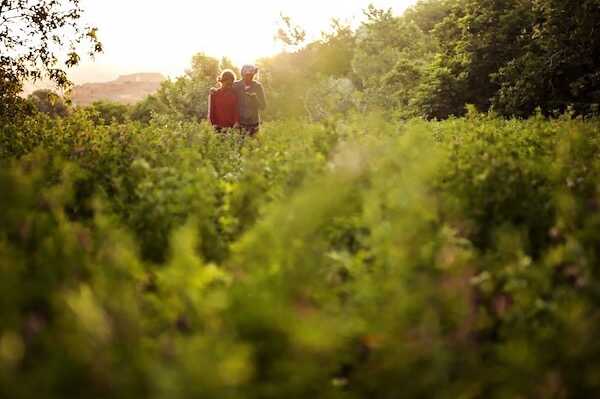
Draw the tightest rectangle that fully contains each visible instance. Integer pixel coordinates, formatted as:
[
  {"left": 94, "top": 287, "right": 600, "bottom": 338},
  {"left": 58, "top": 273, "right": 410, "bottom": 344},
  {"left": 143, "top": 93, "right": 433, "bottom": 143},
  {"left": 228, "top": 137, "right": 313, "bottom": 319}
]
[{"left": 2, "top": 111, "right": 600, "bottom": 397}]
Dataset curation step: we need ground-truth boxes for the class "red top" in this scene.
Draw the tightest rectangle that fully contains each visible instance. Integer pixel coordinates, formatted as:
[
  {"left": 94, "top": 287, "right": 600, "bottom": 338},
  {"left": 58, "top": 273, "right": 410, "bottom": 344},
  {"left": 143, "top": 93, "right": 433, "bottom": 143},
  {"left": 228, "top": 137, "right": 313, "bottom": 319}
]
[{"left": 209, "top": 87, "right": 239, "bottom": 128}]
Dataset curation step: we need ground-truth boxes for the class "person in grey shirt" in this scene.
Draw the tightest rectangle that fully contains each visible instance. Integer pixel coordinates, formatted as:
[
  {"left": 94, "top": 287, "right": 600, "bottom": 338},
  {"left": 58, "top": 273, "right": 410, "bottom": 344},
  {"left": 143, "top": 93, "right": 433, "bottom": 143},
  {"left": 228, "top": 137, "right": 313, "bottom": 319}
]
[{"left": 233, "top": 64, "right": 266, "bottom": 136}]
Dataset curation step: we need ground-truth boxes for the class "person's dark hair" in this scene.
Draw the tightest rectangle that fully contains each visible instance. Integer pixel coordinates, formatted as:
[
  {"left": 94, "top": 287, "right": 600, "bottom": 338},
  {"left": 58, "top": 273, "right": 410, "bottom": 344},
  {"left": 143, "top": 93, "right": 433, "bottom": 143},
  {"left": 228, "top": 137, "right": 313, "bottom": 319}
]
[{"left": 218, "top": 69, "right": 236, "bottom": 83}]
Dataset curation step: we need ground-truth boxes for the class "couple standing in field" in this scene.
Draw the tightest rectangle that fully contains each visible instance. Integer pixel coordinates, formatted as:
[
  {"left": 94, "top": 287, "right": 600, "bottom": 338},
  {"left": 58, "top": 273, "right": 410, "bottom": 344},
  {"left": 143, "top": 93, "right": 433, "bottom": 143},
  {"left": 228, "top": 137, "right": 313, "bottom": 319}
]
[{"left": 208, "top": 64, "right": 266, "bottom": 136}]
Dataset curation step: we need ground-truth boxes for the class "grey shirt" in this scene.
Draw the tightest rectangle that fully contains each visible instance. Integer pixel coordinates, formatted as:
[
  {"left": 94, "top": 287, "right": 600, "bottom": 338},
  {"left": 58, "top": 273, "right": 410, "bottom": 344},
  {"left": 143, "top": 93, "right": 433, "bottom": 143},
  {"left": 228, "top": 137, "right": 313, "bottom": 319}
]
[{"left": 233, "top": 80, "right": 266, "bottom": 126}]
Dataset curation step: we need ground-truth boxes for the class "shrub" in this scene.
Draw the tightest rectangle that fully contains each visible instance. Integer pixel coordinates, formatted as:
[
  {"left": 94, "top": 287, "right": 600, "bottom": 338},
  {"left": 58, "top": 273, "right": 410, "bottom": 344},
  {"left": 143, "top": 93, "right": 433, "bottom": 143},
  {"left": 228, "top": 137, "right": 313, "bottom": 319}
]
[{"left": 2, "top": 111, "right": 600, "bottom": 397}]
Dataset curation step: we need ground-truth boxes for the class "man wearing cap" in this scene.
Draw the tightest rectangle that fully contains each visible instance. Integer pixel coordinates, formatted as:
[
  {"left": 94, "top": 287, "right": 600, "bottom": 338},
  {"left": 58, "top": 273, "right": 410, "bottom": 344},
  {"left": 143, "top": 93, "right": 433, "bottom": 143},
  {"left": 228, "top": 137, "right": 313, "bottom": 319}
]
[{"left": 233, "top": 64, "right": 266, "bottom": 136}]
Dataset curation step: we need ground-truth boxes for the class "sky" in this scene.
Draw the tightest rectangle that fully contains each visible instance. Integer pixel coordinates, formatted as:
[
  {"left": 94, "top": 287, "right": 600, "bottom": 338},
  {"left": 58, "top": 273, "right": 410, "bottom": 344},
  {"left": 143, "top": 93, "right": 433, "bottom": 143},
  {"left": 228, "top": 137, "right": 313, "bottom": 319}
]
[{"left": 67, "top": 0, "right": 417, "bottom": 83}]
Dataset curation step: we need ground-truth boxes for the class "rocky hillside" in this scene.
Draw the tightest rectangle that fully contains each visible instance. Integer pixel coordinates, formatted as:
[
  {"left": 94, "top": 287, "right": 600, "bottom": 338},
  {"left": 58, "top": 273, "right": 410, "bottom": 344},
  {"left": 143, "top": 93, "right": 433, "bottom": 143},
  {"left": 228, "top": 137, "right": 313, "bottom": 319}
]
[{"left": 70, "top": 73, "right": 166, "bottom": 105}]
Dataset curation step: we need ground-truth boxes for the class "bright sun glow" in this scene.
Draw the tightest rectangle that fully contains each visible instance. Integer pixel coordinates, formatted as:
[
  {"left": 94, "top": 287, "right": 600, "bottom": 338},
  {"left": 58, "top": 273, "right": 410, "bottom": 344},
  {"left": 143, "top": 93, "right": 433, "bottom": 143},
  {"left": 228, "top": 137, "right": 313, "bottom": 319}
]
[{"left": 71, "top": 0, "right": 415, "bottom": 83}]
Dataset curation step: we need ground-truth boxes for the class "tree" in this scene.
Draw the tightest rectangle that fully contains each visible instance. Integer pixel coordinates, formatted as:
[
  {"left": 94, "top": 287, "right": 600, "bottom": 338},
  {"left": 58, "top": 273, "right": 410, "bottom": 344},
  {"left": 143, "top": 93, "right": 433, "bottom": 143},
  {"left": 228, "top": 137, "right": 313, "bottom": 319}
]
[
  {"left": 304, "top": 77, "right": 357, "bottom": 122},
  {"left": 416, "top": 0, "right": 534, "bottom": 118},
  {"left": 276, "top": 13, "right": 306, "bottom": 49},
  {"left": 0, "top": 0, "right": 102, "bottom": 119},
  {"left": 311, "top": 19, "right": 356, "bottom": 78},
  {"left": 131, "top": 54, "right": 235, "bottom": 123},
  {"left": 414, "top": 0, "right": 600, "bottom": 118},
  {"left": 0, "top": 68, "right": 31, "bottom": 119},
  {"left": 260, "top": 19, "right": 358, "bottom": 120},
  {"left": 85, "top": 101, "right": 131, "bottom": 125},
  {"left": 404, "top": 0, "right": 454, "bottom": 33},
  {"left": 352, "top": 4, "right": 441, "bottom": 115},
  {"left": 28, "top": 89, "right": 70, "bottom": 117},
  {"left": 492, "top": 0, "right": 600, "bottom": 116}
]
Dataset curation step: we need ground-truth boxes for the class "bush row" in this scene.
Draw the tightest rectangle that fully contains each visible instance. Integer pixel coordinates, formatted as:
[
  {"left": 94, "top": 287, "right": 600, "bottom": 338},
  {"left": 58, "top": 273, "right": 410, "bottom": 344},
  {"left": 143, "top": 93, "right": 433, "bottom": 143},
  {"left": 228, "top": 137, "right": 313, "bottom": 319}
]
[{"left": 2, "top": 113, "right": 600, "bottom": 397}]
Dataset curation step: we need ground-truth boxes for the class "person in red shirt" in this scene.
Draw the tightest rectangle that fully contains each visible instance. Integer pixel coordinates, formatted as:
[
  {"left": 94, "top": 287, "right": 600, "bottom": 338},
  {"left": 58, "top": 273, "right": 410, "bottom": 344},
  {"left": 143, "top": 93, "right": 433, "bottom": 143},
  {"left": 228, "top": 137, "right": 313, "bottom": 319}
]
[{"left": 208, "top": 70, "right": 240, "bottom": 132}]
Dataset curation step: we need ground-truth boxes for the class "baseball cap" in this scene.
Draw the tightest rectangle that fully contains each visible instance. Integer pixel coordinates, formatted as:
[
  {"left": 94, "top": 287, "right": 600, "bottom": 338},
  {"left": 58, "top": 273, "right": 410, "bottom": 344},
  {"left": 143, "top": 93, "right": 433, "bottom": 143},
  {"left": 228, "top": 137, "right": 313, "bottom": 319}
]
[{"left": 241, "top": 64, "right": 258, "bottom": 75}]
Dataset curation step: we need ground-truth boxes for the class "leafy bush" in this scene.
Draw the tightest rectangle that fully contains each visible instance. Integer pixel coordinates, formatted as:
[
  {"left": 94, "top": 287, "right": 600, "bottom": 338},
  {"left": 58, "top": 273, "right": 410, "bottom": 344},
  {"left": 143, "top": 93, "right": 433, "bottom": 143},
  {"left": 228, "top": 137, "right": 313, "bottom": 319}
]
[
  {"left": 84, "top": 101, "right": 131, "bottom": 125},
  {"left": 27, "top": 90, "right": 71, "bottom": 118},
  {"left": 2, "top": 111, "right": 600, "bottom": 397},
  {"left": 130, "top": 54, "right": 237, "bottom": 124}
]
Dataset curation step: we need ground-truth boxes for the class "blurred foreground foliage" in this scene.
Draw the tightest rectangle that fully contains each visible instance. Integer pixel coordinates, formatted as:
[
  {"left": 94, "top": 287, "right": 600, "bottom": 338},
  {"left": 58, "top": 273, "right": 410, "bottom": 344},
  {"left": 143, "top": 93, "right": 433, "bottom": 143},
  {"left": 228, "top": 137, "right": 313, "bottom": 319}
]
[{"left": 2, "top": 110, "right": 600, "bottom": 397}]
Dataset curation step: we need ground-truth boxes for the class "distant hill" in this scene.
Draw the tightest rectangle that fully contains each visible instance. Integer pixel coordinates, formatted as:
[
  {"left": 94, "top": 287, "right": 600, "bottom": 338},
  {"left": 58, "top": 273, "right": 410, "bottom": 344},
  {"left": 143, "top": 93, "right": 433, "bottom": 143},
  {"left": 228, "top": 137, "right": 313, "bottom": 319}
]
[{"left": 70, "top": 73, "right": 166, "bottom": 106}]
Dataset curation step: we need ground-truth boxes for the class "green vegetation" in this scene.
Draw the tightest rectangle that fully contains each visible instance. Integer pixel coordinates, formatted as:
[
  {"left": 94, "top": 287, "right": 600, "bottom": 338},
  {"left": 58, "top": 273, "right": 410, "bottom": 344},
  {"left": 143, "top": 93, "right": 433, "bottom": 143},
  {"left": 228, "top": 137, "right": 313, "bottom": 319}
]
[
  {"left": 3, "top": 110, "right": 600, "bottom": 397},
  {"left": 0, "top": 0, "right": 101, "bottom": 122},
  {"left": 2, "top": 0, "right": 600, "bottom": 397}
]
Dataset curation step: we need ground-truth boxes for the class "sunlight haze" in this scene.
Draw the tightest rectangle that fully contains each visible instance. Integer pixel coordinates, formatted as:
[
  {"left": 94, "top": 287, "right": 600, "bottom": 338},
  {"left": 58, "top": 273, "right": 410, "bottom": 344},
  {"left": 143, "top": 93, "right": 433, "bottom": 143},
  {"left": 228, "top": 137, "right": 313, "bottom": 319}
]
[{"left": 71, "top": 0, "right": 416, "bottom": 83}]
